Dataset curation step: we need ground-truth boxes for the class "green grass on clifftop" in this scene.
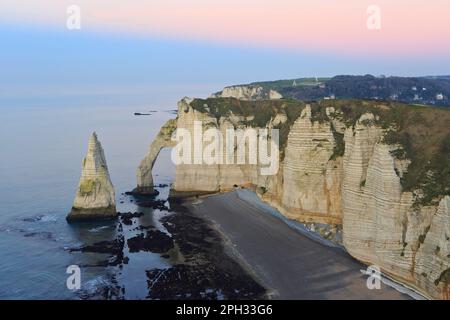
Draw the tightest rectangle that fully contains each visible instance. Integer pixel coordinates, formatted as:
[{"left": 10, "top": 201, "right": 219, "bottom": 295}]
[
  {"left": 190, "top": 97, "right": 450, "bottom": 205},
  {"left": 320, "top": 99, "right": 450, "bottom": 206},
  {"left": 190, "top": 98, "right": 306, "bottom": 159}
]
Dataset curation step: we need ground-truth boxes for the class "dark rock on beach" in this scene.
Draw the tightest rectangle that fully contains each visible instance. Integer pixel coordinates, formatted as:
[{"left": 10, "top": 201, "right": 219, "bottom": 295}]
[
  {"left": 66, "top": 194, "right": 266, "bottom": 300},
  {"left": 127, "top": 230, "right": 174, "bottom": 253},
  {"left": 135, "top": 199, "right": 171, "bottom": 211},
  {"left": 122, "top": 192, "right": 170, "bottom": 211},
  {"left": 68, "top": 236, "right": 125, "bottom": 266},
  {"left": 146, "top": 263, "right": 264, "bottom": 300},
  {"left": 68, "top": 238, "right": 123, "bottom": 255},
  {"left": 126, "top": 188, "right": 160, "bottom": 197},
  {"left": 119, "top": 211, "right": 144, "bottom": 226},
  {"left": 145, "top": 201, "right": 266, "bottom": 300},
  {"left": 131, "top": 225, "right": 155, "bottom": 232}
]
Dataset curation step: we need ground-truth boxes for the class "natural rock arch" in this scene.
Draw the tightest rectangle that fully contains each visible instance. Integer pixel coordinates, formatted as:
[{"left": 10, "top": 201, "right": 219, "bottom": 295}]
[{"left": 134, "top": 119, "right": 177, "bottom": 195}]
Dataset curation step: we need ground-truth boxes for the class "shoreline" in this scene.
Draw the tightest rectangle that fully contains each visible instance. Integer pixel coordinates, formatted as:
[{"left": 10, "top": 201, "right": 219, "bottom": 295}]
[
  {"left": 182, "top": 200, "right": 276, "bottom": 299},
  {"left": 184, "top": 190, "right": 413, "bottom": 299},
  {"left": 69, "top": 190, "right": 266, "bottom": 300},
  {"left": 157, "top": 200, "right": 266, "bottom": 299},
  {"left": 68, "top": 187, "right": 425, "bottom": 300},
  {"left": 236, "top": 189, "right": 428, "bottom": 300}
]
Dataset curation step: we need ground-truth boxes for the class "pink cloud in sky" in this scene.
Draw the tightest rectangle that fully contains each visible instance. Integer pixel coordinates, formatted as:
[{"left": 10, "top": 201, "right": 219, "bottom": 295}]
[{"left": 1, "top": 0, "right": 449, "bottom": 55}]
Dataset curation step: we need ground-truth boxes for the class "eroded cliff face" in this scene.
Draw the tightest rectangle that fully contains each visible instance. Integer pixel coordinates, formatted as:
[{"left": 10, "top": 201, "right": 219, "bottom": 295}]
[
  {"left": 280, "top": 105, "right": 342, "bottom": 224},
  {"left": 172, "top": 98, "right": 263, "bottom": 193},
  {"left": 67, "top": 133, "right": 116, "bottom": 221},
  {"left": 137, "top": 97, "right": 450, "bottom": 299},
  {"left": 211, "top": 85, "right": 283, "bottom": 100},
  {"left": 341, "top": 117, "right": 450, "bottom": 299}
]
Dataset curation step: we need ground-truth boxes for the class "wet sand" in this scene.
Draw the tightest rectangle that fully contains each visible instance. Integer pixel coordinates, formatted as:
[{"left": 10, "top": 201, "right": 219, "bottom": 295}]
[{"left": 188, "top": 191, "right": 410, "bottom": 300}]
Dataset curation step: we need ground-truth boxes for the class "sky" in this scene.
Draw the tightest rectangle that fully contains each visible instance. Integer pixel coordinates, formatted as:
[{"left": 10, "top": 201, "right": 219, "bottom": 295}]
[{"left": 1, "top": 0, "right": 449, "bottom": 96}]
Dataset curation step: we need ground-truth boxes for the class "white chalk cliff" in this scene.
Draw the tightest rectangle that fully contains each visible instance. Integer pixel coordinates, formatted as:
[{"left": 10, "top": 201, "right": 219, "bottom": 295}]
[
  {"left": 67, "top": 133, "right": 116, "bottom": 221},
  {"left": 341, "top": 120, "right": 450, "bottom": 299},
  {"left": 211, "top": 85, "right": 283, "bottom": 100},
  {"left": 137, "top": 98, "right": 450, "bottom": 299}
]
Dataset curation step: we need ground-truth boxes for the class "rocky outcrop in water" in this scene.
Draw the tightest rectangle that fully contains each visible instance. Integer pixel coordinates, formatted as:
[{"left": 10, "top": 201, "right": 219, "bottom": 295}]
[
  {"left": 134, "top": 118, "right": 177, "bottom": 195},
  {"left": 67, "top": 132, "right": 117, "bottom": 221},
  {"left": 137, "top": 97, "right": 450, "bottom": 299}
]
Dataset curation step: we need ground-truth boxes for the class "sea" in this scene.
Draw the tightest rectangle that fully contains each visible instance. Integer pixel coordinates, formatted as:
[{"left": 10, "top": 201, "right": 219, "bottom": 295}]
[{"left": 0, "top": 84, "right": 218, "bottom": 299}]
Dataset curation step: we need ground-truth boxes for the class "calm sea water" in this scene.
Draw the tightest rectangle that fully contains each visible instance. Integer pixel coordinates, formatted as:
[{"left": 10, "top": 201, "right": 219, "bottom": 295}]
[{"left": 0, "top": 85, "right": 217, "bottom": 299}]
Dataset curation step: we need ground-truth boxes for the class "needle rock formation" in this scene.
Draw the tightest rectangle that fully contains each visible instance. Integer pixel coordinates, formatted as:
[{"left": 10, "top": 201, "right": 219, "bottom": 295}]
[{"left": 67, "top": 132, "right": 117, "bottom": 222}]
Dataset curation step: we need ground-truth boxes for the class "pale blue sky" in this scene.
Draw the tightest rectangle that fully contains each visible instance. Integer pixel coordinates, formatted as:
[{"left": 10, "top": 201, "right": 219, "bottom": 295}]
[{"left": 1, "top": 22, "right": 449, "bottom": 95}]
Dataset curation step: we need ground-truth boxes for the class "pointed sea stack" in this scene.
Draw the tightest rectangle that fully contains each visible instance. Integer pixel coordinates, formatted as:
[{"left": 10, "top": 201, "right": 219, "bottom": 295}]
[{"left": 67, "top": 132, "right": 117, "bottom": 222}]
